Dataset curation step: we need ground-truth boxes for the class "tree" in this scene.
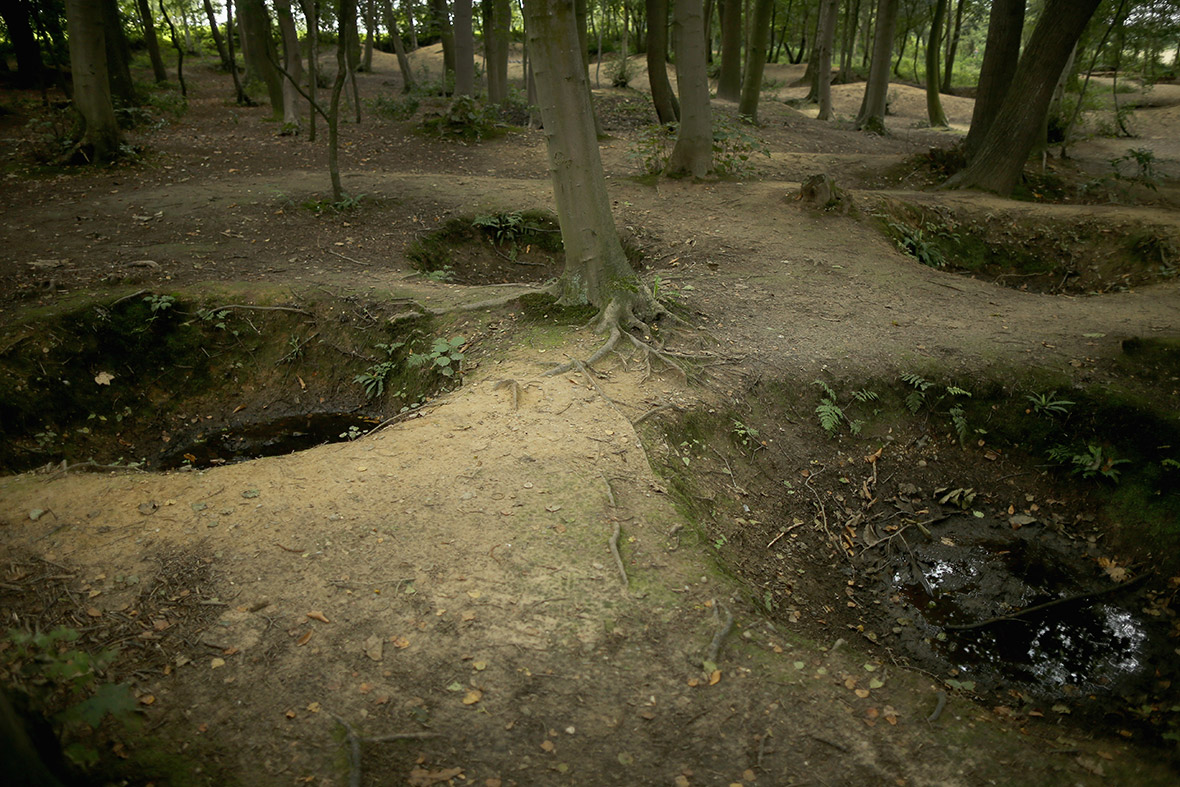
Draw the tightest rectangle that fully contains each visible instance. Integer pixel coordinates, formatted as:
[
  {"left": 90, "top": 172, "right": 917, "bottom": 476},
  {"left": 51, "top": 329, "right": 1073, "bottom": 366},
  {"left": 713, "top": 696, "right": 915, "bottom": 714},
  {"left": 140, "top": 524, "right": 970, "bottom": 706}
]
[
  {"left": 483, "top": 0, "right": 511, "bottom": 104},
  {"left": 65, "top": 0, "right": 122, "bottom": 163},
  {"left": 237, "top": 0, "right": 284, "bottom": 116},
  {"left": 274, "top": 0, "right": 303, "bottom": 131},
  {"left": 667, "top": 0, "right": 712, "bottom": 177},
  {"left": 646, "top": 0, "right": 680, "bottom": 122},
  {"left": 945, "top": 0, "right": 1102, "bottom": 194},
  {"left": 716, "top": 0, "right": 742, "bottom": 101},
  {"left": 521, "top": 0, "right": 656, "bottom": 333},
  {"left": 737, "top": 0, "right": 774, "bottom": 122},
  {"left": 815, "top": 0, "right": 838, "bottom": 121},
  {"left": 201, "top": 0, "right": 233, "bottom": 70},
  {"left": 135, "top": 0, "right": 168, "bottom": 83},
  {"left": 430, "top": 0, "right": 456, "bottom": 80},
  {"left": 0, "top": 1, "right": 44, "bottom": 88},
  {"left": 941, "top": 0, "right": 966, "bottom": 93},
  {"left": 383, "top": 0, "right": 417, "bottom": 92},
  {"left": 855, "top": 0, "right": 899, "bottom": 133},
  {"left": 453, "top": 0, "right": 475, "bottom": 96},
  {"left": 963, "top": 0, "right": 1023, "bottom": 159},
  {"left": 925, "top": 0, "right": 949, "bottom": 127},
  {"left": 100, "top": 0, "right": 137, "bottom": 106}
]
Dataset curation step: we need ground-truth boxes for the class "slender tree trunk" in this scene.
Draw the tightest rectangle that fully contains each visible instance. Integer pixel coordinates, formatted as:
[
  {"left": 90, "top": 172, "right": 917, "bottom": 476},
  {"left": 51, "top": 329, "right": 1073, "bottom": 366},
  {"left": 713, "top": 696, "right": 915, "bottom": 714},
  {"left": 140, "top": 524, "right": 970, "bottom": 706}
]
[
  {"left": 345, "top": 4, "right": 362, "bottom": 120},
  {"left": 135, "top": 0, "right": 168, "bottom": 82},
  {"left": 575, "top": 0, "right": 604, "bottom": 137},
  {"left": 226, "top": 0, "right": 253, "bottom": 105},
  {"left": 329, "top": 1, "right": 354, "bottom": 201},
  {"left": 202, "top": 0, "right": 232, "bottom": 70},
  {"left": 717, "top": 0, "right": 742, "bottom": 100},
  {"left": 275, "top": 0, "right": 303, "bottom": 130},
  {"left": 647, "top": 0, "right": 680, "bottom": 122},
  {"left": 158, "top": 0, "right": 186, "bottom": 95},
  {"left": 945, "top": 0, "right": 1102, "bottom": 194},
  {"left": 668, "top": 0, "right": 712, "bottom": 177},
  {"left": 383, "top": 0, "right": 416, "bottom": 92},
  {"left": 362, "top": 0, "right": 375, "bottom": 71},
  {"left": 431, "top": 0, "right": 456, "bottom": 80},
  {"left": 941, "top": 0, "right": 964, "bottom": 92},
  {"left": 521, "top": 0, "right": 646, "bottom": 318},
  {"left": 100, "top": 0, "right": 137, "bottom": 106},
  {"left": 65, "top": 0, "right": 122, "bottom": 162},
  {"left": 964, "top": 0, "right": 1023, "bottom": 159},
  {"left": 737, "top": 0, "right": 773, "bottom": 121},
  {"left": 925, "top": 0, "right": 948, "bottom": 127},
  {"left": 855, "top": 0, "right": 897, "bottom": 133},
  {"left": 302, "top": 1, "right": 319, "bottom": 138},
  {"left": 406, "top": 0, "right": 418, "bottom": 49},
  {"left": 816, "top": 0, "right": 838, "bottom": 120},
  {"left": 484, "top": 0, "right": 510, "bottom": 103},
  {"left": 238, "top": 0, "right": 284, "bottom": 117},
  {"left": 452, "top": 0, "right": 474, "bottom": 95}
]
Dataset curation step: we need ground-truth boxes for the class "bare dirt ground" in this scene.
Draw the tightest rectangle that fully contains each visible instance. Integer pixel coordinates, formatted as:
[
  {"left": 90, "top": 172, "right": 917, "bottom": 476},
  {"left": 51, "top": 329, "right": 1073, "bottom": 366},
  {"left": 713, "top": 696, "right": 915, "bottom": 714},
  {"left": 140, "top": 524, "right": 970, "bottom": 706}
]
[{"left": 1, "top": 47, "right": 1179, "bottom": 786}]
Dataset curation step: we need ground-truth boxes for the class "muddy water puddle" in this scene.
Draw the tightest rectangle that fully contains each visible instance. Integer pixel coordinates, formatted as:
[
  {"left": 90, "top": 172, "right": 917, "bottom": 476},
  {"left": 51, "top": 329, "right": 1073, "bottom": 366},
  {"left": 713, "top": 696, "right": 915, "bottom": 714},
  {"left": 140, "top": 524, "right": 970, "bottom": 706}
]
[
  {"left": 159, "top": 412, "right": 382, "bottom": 469},
  {"left": 870, "top": 517, "right": 1154, "bottom": 701}
]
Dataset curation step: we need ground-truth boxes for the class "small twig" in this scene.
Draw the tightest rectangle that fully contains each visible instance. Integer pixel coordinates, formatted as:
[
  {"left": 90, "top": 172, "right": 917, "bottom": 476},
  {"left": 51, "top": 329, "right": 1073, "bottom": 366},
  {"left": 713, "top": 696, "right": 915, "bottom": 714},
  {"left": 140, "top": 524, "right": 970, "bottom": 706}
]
[
  {"left": 112, "top": 288, "right": 149, "bottom": 306},
  {"left": 710, "top": 447, "right": 746, "bottom": 495},
  {"left": 608, "top": 520, "right": 628, "bottom": 589},
  {"left": 206, "top": 304, "right": 314, "bottom": 316},
  {"left": 927, "top": 690, "right": 948, "bottom": 723},
  {"left": 327, "top": 249, "right": 371, "bottom": 266},
  {"left": 945, "top": 573, "right": 1151, "bottom": 631},
  {"left": 704, "top": 601, "right": 734, "bottom": 665},
  {"left": 275, "top": 542, "right": 305, "bottom": 553},
  {"left": 632, "top": 402, "right": 683, "bottom": 425}
]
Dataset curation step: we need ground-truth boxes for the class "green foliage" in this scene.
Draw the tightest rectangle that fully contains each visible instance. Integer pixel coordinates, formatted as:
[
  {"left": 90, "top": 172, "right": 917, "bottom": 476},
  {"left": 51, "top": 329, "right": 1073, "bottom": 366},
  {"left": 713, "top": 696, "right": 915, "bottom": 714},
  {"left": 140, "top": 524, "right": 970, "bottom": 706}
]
[
  {"left": 471, "top": 211, "right": 526, "bottom": 244},
  {"left": 1110, "top": 148, "right": 1159, "bottom": 191},
  {"left": 609, "top": 55, "right": 636, "bottom": 88},
  {"left": 901, "top": 373, "right": 973, "bottom": 445},
  {"left": 813, "top": 380, "right": 866, "bottom": 436},
  {"left": 303, "top": 192, "right": 365, "bottom": 214},
  {"left": 355, "top": 341, "right": 405, "bottom": 399},
  {"left": 628, "top": 115, "right": 770, "bottom": 178},
  {"left": 901, "top": 373, "right": 933, "bottom": 414},
  {"left": 1026, "top": 391, "right": 1075, "bottom": 418},
  {"left": 143, "top": 294, "right": 176, "bottom": 321},
  {"left": 25, "top": 107, "right": 82, "bottom": 163},
  {"left": 407, "top": 336, "right": 467, "bottom": 378},
  {"left": 367, "top": 94, "right": 421, "bottom": 120},
  {"left": 731, "top": 420, "right": 760, "bottom": 452},
  {"left": 886, "top": 220, "right": 959, "bottom": 269},
  {"left": 423, "top": 95, "right": 500, "bottom": 141},
  {"left": 1047, "top": 443, "right": 1131, "bottom": 482}
]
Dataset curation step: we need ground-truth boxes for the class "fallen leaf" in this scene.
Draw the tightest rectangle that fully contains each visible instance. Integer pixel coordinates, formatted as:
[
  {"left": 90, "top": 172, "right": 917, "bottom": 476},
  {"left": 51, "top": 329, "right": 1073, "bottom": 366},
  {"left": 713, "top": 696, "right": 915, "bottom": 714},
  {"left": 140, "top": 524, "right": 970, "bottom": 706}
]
[
  {"left": 407, "top": 767, "right": 463, "bottom": 787},
  {"left": 296, "top": 630, "right": 313, "bottom": 646},
  {"left": 855, "top": 688, "right": 871, "bottom": 699},
  {"left": 285, "top": 710, "right": 297, "bottom": 719},
  {"left": 540, "top": 739, "right": 555, "bottom": 752},
  {"left": 210, "top": 658, "right": 225, "bottom": 669},
  {"left": 472, "top": 660, "right": 487, "bottom": 671},
  {"left": 86, "top": 607, "right": 102, "bottom": 618},
  {"left": 94, "top": 371, "right": 115, "bottom": 386},
  {"left": 708, "top": 670, "right": 722, "bottom": 686},
  {"left": 306, "top": 702, "right": 321, "bottom": 713},
  {"left": 138, "top": 695, "right": 156, "bottom": 705},
  {"left": 617, "top": 752, "right": 634, "bottom": 765},
  {"left": 307, "top": 611, "right": 330, "bottom": 624},
  {"left": 391, "top": 636, "right": 410, "bottom": 649},
  {"left": 462, "top": 689, "right": 482, "bottom": 705},
  {"left": 364, "top": 634, "right": 383, "bottom": 662},
  {"left": 467, "top": 590, "right": 481, "bottom": 599}
]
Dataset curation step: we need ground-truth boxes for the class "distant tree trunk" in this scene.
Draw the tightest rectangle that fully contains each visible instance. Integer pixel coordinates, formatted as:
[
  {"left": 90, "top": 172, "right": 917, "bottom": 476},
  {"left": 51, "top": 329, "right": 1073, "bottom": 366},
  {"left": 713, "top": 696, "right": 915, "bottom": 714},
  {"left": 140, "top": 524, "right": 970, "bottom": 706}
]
[
  {"left": 667, "top": 0, "right": 712, "bottom": 177},
  {"left": 855, "top": 0, "right": 897, "bottom": 133},
  {"left": 717, "top": 0, "right": 742, "bottom": 100},
  {"left": 964, "top": 0, "right": 1023, "bottom": 159},
  {"left": 737, "top": 0, "right": 773, "bottom": 121},
  {"left": 647, "top": 0, "right": 680, "bottom": 122},
  {"left": 238, "top": 0, "right": 284, "bottom": 116},
  {"left": 800, "top": 10, "right": 821, "bottom": 96},
  {"left": 383, "top": 0, "right": 416, "bottom": 92},
  {"left": 345, "top": 3, "right": 362, "bottom": 120},
  {"left": 301, "top": 0, "right": 318, "bottom": 138},
  {"left": 328, "top": 0, "right": 355, "bottom": 201},
  {"left": 816, "top": 0, "right": 838, "bottom": 120},
  {"left": 521, "top": 0, "right": 650, "bottom": 320},
  {"left": 65, "top": 0, "right": 122, "bottom": 162},
  {"left": 275, "top": 0, "right": 303, "bottom": 130},
  {"left": 362, "top": 0, "right": 375, "bottom": 71},
  {"left": 945, "top": 0, "right": 1102, "bottom": 194},
  {"left": 406, "top": 0, "right": 418, "bottom": 49},
  {"left": 484, "top": 0, "right": 510, "bottom": 103},
  {"left": 0, "top": 1, "right": 44, "bottom": 88},
  {"left": 157, "top": 0, "right": 186, "bottom": 95},
  {"left": 202, "top": 0, "right": 232, "bottom": 70},
  {"left": 100, "top": 0, "right": 137, "bottom": 106},
  {"left": 575, "top": 0, "right": 604, "bottom": 137},
  {"left": 226, "top": 0, "right": 254, "bottom": 105},
  {"left": 431, "top": 0, "right": 456, "bottom": 79},
  {"left": 135, "top": 0, "right": 168, "bottom": 82},
  {"left": 453, "top": 0, "right": 474, "bottom": 95},
  {"left": 941, "top": 0, "right": 964, "bottom": 92},
  {"left": 925, "top": 0, "right": 948, "bottom": 127}
]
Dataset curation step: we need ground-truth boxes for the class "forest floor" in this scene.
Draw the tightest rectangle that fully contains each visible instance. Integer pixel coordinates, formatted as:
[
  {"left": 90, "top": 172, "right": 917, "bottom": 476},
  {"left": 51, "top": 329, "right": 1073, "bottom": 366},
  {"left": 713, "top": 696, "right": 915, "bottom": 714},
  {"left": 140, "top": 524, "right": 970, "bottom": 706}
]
[{"left": 1, "top": 47, "right": 1180, "bottom": 786}]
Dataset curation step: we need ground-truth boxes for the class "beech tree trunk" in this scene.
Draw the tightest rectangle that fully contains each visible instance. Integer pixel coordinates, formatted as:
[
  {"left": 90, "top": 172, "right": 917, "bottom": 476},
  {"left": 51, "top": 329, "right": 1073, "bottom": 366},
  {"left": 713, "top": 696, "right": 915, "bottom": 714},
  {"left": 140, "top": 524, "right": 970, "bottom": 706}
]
[
  {"left": 238, "top": 0, "right": 284, "bottom": 117},
  {"left": 65, "top": 0, "right": 122, "bottom": 162},
  {"left": 362, "top": 0, "right": 375, "bottom": 71},
  {"left": 431, "top": 0, "right": 456, "bottom": 80},
  {"left": 135, "top": 0, "right": 168, "bottom": 83},
  {"left": 946, "top": 0, "right": 1102, "bottom": 195},
  {"left": 646, "top": 0, "right": 680, "bottom": 122},
  {"left": 941, "top": 0, "right": 964, "bottom": 93},
  {"left": 101, "top": 0, "right": 137, "bottom": 106},
  {"left": 383, "top": 0, "right": 416, "bottom": 92},
  {"left": 201, "top": 0, "right": 232, "bottom": 70},
  {"left": 521, "top": 0, "right": 644, "bottom": 315},
  {"left": 453, "top": 0, "right": 474, "bottom": 95},
  {"left": 667, "top": 0, "right": 712, "bottom": 177},
  {"left": 275, "top": 0, "right": 303, "bottom": 131},
  {"left": 855, "top": 0, "right": 898, "bottom": 133},
  {"left": 925, "top": 0, "right": 948, "bottom": 127},
  {"left": 815, "top": 0, "right": 837, "bottom": 120},
  {"left": 737, "top": 0, "right": 774, "bottom": 122},
  {"left": 302, "top": 0, "right": 318, "bottom": 138},
  {"left": 716, "top": 0, "right": 741, "bottom": 101},
  {"left": 964, "top": 0, "right": 1024, "bottom": 159},
  {"left": 484, "top": 0, "right": 510, "bottom": 103}
]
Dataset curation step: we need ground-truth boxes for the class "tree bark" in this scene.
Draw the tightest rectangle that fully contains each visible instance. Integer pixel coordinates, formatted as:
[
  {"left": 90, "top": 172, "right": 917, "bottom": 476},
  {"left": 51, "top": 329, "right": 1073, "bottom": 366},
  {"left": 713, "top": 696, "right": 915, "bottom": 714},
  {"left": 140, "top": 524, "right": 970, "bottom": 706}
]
[
  {"left": 667, "top": 0, "right": 712, "bottom": 177},
  {"left": 275, "top": 0, "right": 303, "bottom": 130},
  {"left": 815, "top": 0, "right": 838, "bottom": 120},
  {"left": 100, "top": 0, "right": 137, "bottom": 106},
  {"left": 964, "top": 0, "right": 1023, "bottom": 159},
  {"left": 646, "top": 0, "right": 680, "bottom": 122},
  {"left": 737, "top": 0, "right": 774, "bottom": 121},
  {"left": 453, "top": 0, "right": 475, "bottom": 96},
  {"left": 237, "top": 0, "right": 284, "bottom": 117},
  {"left": 431, "top": 0, "right": 456, "bottom": 80},
  {"left": 406, "top": 0, "right": 418, "bottom": 49},
  {"left": 201, "top": 0, "right": 232, "bottom": 70},
  {"left": 302, "top": 0, "right": 318, "bottom": 137},
  {"left": 484, "top": 0, "right": 511, "bottom": 103},
  {"left": 329, "top": 0, "right": 355, "bottom": 201},
  {"left": 717, "top": 0, "right": 742, "bottom": 101},
  {"left": 0, "top": 1, "right": 44, "bottom": 88},
  {"left": 65, "top": 0, "right": 122, "bottom": 163},
  {"left": 941, "top": 0, "right": 964, "bottom": 93},
  {"left": 362, "top": 0, "right": 375, "bottom": 71},
  {"left": 135, "top": 0, "right": 168, "bottom": 83},
  {"left": 854, "top": 0, "right": 898, "bottom": 133},
  {"left": 226, "top": 0, "right": 254, "bottom": 105},
  {"left": 945, "top": 0, "right": 1102, "bottom": 195},
  {"left": 925, "top": 0, "right": 948, "bottom": 127},
  {"left": 383, "top": 0, "right": 416, "bottom": 92},
  {"left": 521, "top": 0, "right": 644, "bottom": 316}
]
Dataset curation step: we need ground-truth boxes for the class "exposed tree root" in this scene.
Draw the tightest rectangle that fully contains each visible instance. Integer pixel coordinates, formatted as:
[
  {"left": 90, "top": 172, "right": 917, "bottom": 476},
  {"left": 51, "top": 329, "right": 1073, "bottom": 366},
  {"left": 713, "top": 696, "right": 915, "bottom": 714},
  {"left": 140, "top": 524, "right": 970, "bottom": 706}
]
[
  {"left": 493, "top": 379, "right": 522, "bottom": 410},
  {"left": 704, "top": 601, "right": 735, "bottom": 666},
  {"left": 388, "top": 285, "right": 551, "bottom": 324},
  {"left": 608, "top": 520, "right": 628, "bottom": 589}
]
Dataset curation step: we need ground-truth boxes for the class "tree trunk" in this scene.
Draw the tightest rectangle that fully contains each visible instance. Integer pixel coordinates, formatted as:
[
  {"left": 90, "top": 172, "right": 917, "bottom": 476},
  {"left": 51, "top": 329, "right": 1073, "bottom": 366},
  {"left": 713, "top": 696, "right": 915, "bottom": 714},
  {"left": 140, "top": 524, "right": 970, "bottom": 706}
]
[
  {"left": 383, "top": 0, "right": 416, "bottom": 92},
  {"left": 521, "top": 0, "right": 645, "bottom": 318},
  {"left": 302, "top": 0, "right": 318, "bottom": 138},
  {"left": 941, "top": 0, "right": 964, "bottom": 92},
  {"left": 100, "top": 0, "right": 137, "bottom": 106},
  {"left": 452, "top": 0, "right": 474, "bottom": 95},
  {"left": 964, "top": 0, "right": 1023, "bottom": 159},
  {"left": 855, "top": 0, "right": 897, "bottom": 133},
  {"left": 717, "top": 0, "right": 742, "bottom": 101},
  {"left": 667, "top": 0, "right": 712, "bottom": 177},
  {"left": 406, "top": 0, "right": 418, "bottom": 49},
  {"left": 925, "top": 0, "right": 948, "bottom": 127},
  {"left": 65, "top": 0, "right": 122, "bottom": 163},
  {"left": 362, "top": 0, "right": 375, "bottom": 71},
  {"left": 945, "top": 0, "right": 1102, "bottom": 195},
  {"left": 0, "top": 1, "right": 44, "bottom": 88},
  {"left": 345, "top": 4, "right": 362, "bottom": 120},
  {"left": 431, "top": 0, "right": 456, "bottom": 80},
  {"left": 135, "top": 0, "right": 168, "bottom": 83},
  {"left": 815, "top": 0, "right": 838, "bottom": 120},
  {"left": 275, "top": 0, "right": 303, "bottom": 131},
  {"left": 737, "top": 0, "right": 773, "bottom": 121},
  {"left": 238, "top": 0, "right": 284, "bottom": 117},
  {"left": 226, "top": 0, "right": 254, "bottom": 105},
  {"left": 646, "top": 0, "right": 680, "bottom": 122},
  {"left": 484, "top": 0, "right": 510, "bottom": 103},
  {"left": 329, "top": 0, "right": 355, "bottom": 201},
  {"left": 157, "top": 0, "right": 186, "bottom": 95},
  {"left": 202, "top": 0, "right": 232, "bottom": 70}
]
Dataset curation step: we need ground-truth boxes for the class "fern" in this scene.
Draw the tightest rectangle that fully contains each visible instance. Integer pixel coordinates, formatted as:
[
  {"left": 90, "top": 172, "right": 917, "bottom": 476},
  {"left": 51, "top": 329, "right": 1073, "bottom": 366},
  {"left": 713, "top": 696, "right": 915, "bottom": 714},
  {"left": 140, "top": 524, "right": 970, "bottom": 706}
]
[
  {"left": 946, "top": 385, "right": 972, "bottom": 398},
  {"left": 816, "top": 401, "right": 845, "bottom": 435},
  {"left": 852, "top": 389, "right": 879, "bottom": 403},
  {"left": 901, "top": 372, "right": 931, "bottom": 391},
  {"left": 813, "top": 379, "right": 838, "bottom": 400},
  {"left": 904, "top": 390, "right": 925, "bottom": 415},
  {"left": 949, "top": 405, "right": 969, "bottom": 446}
]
